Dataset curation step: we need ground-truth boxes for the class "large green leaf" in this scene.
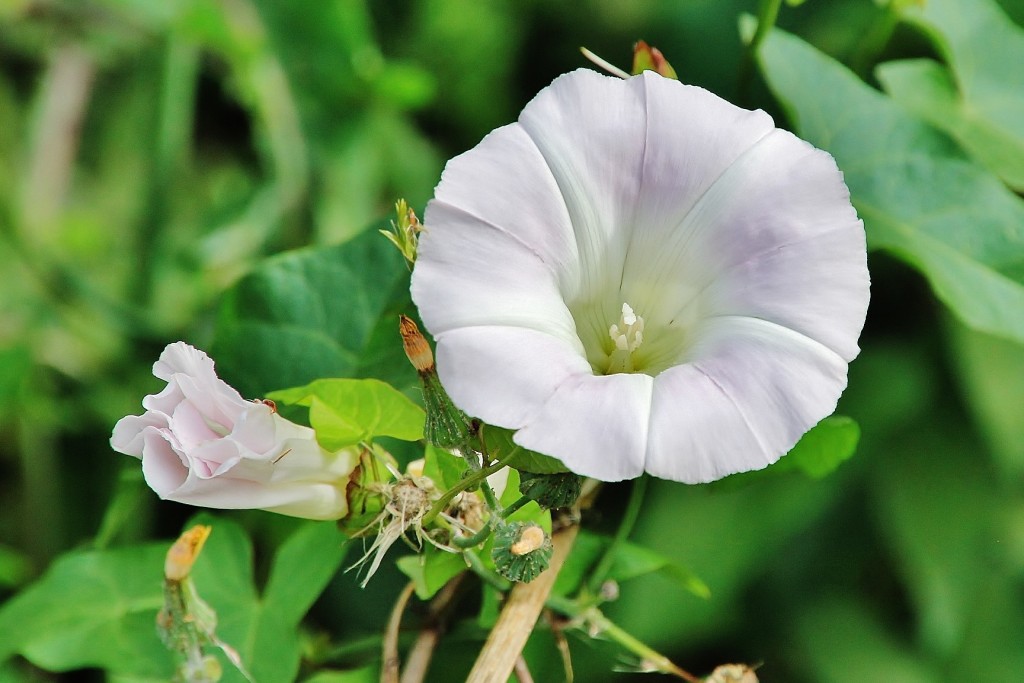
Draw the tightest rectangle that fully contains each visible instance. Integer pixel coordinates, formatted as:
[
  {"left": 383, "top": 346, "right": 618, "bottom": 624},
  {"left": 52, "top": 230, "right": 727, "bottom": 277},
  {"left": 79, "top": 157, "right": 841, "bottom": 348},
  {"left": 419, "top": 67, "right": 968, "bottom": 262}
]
[
  {"left": 269, "top": 378, "right": 425, "bottom": 450},
  {"left": 879, "top": 0, "right": 1024, "bottom": 190},
  {"left": 188, "top": 514, "right": 348, "bottom": 683},
  {"left": 758, "top": 27, "right": 1024, "bottom": 343},
  {"left": 0, "top": 544, "right": 172, "bottom": 677},
  {"left": 213, "top": 227, "right": 416, "bottom": 397},
  {"left": 793, "top": 599, "right": 940, "bottom": 683},
  {"left": 553, "top": 530, "right": 708, "bottom": 600}
]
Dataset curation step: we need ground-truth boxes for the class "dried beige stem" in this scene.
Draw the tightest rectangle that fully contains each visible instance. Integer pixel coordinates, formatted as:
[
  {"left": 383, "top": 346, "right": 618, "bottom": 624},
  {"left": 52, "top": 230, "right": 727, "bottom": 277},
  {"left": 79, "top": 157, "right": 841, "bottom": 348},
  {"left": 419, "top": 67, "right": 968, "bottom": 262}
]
[
  {"left": 466, "top": 524, "right": 579, "bottom": 683},
  {"left": 21, "top": 44, "right": 95, "bottom": 238},
  {"left": 381, "top": 582, "right": 416, "bottom": 683}
]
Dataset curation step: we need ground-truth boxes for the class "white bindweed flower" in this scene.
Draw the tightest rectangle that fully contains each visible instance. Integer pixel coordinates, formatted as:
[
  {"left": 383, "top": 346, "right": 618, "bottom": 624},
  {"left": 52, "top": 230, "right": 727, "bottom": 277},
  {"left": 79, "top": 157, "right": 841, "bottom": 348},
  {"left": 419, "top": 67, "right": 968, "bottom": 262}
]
[
  {"left": 111, "top": 342, "right": 358, "bottom": 519},
  {"left": 411, "top": 69, "right": 869, "bottom": 483}
]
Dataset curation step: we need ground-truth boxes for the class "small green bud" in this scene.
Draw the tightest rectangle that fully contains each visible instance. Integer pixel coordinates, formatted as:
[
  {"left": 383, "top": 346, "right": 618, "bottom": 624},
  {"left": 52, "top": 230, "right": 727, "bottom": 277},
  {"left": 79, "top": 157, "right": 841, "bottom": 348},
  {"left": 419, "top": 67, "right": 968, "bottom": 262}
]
[
  {"left": 631, "top": 40, "right": 678, "bottom": 79},
  {"left": 491, "top": 521, "right": 552, "bottom": 583},
  {"left": 379, "top": 199, "right": 421, "bottom": 265},
  {"left": 518, "top": 471, "right": 583, "bottom": 509}
]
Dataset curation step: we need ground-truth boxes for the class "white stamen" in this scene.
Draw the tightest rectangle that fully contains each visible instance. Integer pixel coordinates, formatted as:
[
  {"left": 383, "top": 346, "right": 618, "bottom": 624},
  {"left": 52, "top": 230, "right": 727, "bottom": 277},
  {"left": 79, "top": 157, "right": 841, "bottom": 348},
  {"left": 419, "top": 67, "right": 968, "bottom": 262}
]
[{"left": 606, "top": 303, "right": 645, "bottom": 374}]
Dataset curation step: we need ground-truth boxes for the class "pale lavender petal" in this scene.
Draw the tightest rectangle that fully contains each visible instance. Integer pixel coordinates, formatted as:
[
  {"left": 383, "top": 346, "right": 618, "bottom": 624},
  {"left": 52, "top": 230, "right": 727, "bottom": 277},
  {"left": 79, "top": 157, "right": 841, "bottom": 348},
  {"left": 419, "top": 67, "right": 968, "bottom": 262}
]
[
  {"left": 413, "top": 203, "right": 581, "bottom": 346},
  {"left": 646, "top": 315, "right": 848, "bottom": 482},
  {"left": 433, "top": 326, "right": 592, "bottom": 429},
  {"left": 518, "top": 69, "right": 647, "bottom": 303},
  {"left": 428, "top": 123, "right": 580, "bottom": 288},
  {"left": 139, "top": 429, "right": 189, "bottom": 496},
  {"left": 110, "top": 412, "right": 167, "bottom": 457},
  {"left": 645, "top": 129, "right": 868, "bottom": 361},
  {"left": 513, "top": 372, "right": 653, "bottom": 482}
]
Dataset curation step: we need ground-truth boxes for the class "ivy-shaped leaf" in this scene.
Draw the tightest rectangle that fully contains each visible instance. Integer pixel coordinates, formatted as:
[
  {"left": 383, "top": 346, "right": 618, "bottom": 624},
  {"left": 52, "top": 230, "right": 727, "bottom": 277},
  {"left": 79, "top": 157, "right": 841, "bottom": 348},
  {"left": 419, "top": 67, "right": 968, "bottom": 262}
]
[{"left": 759, "top": 26, "right": 1024, "bottom": 344}]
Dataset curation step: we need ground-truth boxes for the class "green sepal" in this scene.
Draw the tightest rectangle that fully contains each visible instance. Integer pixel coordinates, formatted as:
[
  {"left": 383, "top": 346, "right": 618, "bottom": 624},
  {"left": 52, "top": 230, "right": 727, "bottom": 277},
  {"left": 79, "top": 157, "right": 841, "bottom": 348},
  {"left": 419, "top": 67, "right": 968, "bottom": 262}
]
[
  {"left": 518, "top": 471, "right": 583, "bottom": 509},
  {"left": 483, "top": 427, "right": 569, "bottom": 473},
  {"left": 420, "top": 371, "right": 476, "bottom": 451},
  {"left": 337, "top": 446, "right": 394, "bottom": 537}
]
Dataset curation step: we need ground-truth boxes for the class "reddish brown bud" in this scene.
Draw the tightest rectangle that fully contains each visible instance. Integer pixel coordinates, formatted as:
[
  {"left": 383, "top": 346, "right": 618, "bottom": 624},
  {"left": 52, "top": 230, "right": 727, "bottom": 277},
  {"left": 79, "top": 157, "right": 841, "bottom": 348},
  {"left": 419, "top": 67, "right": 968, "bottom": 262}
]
[{"left": 399, "top": 315, "right": 435, "bottom": 373}]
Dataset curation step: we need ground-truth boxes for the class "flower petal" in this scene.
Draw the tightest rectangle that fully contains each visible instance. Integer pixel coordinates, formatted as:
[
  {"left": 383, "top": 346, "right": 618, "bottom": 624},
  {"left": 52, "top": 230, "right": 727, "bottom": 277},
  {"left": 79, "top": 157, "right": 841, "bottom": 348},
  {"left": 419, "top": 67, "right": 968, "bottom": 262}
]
[
  {"left": 433, "top": 325, "right": 592, "bottom": 429},
  {"left": 518, "top": 69, "right": 647, "bottom": 302},
  {"left": 646, "top": 315, "right": 849, "bottom": 482},
  {"left": 514, "top": 372, "right": 653, "bottom": 482},
  {"left": 413, "top": 201, "right": 581, "bottom": 347},
  {"left": 139, "top": 429, "right": 189, "bottom": 495},
  {"left": 647, "top": 129, "right": 868, "bottom": 361},
  {"left": 154, "top": 342, "right": 249, "bottom": 430},
  {"left": 428, "top": 123, "right": 581, "bottom": 288}
]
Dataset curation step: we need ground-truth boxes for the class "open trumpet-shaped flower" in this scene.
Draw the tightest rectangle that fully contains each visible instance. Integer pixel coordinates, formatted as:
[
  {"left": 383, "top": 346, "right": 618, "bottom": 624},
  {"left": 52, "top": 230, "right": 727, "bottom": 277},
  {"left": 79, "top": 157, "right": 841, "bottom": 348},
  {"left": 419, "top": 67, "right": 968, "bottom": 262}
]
[{"left": 411, "top": 69, "right": 869, "bottom": 483}]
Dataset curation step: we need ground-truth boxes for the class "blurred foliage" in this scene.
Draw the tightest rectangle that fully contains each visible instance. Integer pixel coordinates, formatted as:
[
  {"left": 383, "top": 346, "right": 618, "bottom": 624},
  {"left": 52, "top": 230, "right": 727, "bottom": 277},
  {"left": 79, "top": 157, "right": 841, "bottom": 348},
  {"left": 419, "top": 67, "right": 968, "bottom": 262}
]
[{"left": 1, "top": 0, "right": 1024, "bottom": 681}]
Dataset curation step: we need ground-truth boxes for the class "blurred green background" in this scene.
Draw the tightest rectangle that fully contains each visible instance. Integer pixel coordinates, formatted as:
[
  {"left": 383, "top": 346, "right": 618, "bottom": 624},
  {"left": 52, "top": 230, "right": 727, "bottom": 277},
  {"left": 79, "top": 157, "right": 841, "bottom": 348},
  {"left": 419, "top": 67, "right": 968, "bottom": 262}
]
[{"left": 2, "top": 0, "right": 1024, "bottom": 681}]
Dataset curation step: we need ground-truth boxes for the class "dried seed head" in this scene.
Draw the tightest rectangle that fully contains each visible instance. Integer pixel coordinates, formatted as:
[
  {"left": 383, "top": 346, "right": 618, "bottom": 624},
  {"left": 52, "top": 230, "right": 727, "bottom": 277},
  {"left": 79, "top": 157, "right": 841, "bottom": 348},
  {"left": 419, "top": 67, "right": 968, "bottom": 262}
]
[{"left": 510, "top": 525, "right": 546, "bottom": 556}]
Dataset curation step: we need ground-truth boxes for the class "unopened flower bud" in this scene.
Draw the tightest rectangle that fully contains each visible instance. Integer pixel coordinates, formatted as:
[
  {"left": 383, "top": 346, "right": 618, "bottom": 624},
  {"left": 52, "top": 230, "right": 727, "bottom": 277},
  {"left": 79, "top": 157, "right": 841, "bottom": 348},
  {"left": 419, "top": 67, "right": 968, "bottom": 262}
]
[
  {"left": 518, "top": 471, "right": 583, "bottom": 509},
  {"left": 631, "top": 40, "right": 678, "bottom": 79},
  {"left": 399, "top": 316, "right": 476, "bottom": 451},
  {"left": 399, "top": 315, "right": 434, "bottom": 373},
  {"left": 379, "top": 198, "right": 422, "bottom": 265},
  {"left": 164, "top": 525, "right": 212, "bottom": 581},
  {"left": 491, "top": 521, "right": 553, "bottom": 583}
]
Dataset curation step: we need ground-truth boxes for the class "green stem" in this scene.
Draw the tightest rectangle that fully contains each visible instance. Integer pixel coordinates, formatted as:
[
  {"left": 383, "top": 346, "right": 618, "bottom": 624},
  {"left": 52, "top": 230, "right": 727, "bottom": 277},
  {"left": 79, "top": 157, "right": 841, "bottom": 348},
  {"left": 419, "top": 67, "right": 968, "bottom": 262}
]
[
  {"left": 463, "top": 549, "right": 511, "bottom": 592},
  {"left": 543, "top": 598, "right": 699, "bottom": 682},
  {"left": 422, "top": 460, "right": 507, "bottom": 526},
  {"left": 737, "top": 0, "right": 784, "bottom": 105},
  {"left": 479, "top": 479, "right": 501, "bottom": 512},
  {"left": 586, "top": 476, "right": 647, "bottom": 595},
  {"left": 500, "top": 495, "right": 531, "bottom": 519},
  {"left": 452, "top": 524, "right": 493, "bottom": 549}
]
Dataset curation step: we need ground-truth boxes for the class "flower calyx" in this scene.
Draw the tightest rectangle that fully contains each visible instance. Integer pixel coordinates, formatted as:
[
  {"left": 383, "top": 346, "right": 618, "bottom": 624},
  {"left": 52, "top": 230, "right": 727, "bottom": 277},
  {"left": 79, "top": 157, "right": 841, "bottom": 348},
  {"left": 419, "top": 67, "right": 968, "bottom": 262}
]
[
  {"left": 491, "top": 521, "right": 553, "bottom": 583},
  {"left": 518, "top": 471, "right": 583, "bottom": 509}
]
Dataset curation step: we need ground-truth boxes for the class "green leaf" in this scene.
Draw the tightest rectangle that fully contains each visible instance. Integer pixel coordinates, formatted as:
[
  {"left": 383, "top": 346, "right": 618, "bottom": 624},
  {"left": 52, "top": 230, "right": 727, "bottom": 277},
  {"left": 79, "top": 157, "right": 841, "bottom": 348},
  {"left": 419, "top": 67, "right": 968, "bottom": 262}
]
[
  {"left": 213, "top": 227, "right": 415, "bottom": 398},
  {"left": 269, "top": 378, "right": 425, "bottom": 449},
  {"left": 302, "top": 668, "right": 378, "bottom": 683},
  {"left": 871, "top": 427, "right": 999, "bottom": 657},
  {"left": 794, "top": 599, "right": 939, "bottom": 683},
  {"left": 483, "top": 427, "right": 569, "bottom": 474},
  {"left": 714, "top": 416, "right": 860, "bottom": 490},
  {"left": 187, "top": 514, "right": 347, "bottom": 683},
  {"left": 876, "top": 58, "right": 1024, "bottom": 191},
  {"left": 423, "top": 444, "right": 466, "bottom": 491},
  {"left": 947, "top": 318, "right": 1024, "bottom": 480},
  {"left": 396, "top": 549, "right": 466, "bottom": 600},
  {"left": 553, "top": 531, "right": 709, "bottom": 600},
  {"left": 759, "top": 26, "right": 1024, "bottom": 344},
  {"left": 0, "top": 543, "right": 172, "bottom": 677},
  {"left": 770, "top": 416, "right": 860, "bottom": 478},
  {"left": 889, "top": 0, "right": 1024, "bottom": 190},
  {"left": 0, "top": 545, "right": 31, "bottom": 590}
]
